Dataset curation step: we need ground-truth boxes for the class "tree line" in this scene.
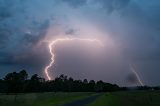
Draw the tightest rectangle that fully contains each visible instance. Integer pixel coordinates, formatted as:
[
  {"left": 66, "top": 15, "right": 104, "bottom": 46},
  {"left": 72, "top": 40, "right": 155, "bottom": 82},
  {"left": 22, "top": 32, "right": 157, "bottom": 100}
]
[
  {"left": 0, "top": 70, "right": 121, "bottom": 93},
  {"left": 0, "top": 70, "right": 159, "bottom": 93}
]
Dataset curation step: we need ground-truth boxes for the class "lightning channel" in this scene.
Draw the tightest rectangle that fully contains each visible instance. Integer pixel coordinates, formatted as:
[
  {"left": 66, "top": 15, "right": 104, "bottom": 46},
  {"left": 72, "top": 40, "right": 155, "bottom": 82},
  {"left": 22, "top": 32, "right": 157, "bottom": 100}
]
[
  {"left": 44, "top": 37, "right": 103, "bottom": 80},
  {"left": 129, "top": 64, "right": 144, "bottom": 86}
]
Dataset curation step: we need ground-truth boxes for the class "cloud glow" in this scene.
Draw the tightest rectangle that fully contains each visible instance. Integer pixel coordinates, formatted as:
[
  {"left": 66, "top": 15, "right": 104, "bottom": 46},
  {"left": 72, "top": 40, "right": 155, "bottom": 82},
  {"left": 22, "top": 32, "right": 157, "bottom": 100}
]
[{"left": 44, "top": 37, "right": 104, "bottom": 80}]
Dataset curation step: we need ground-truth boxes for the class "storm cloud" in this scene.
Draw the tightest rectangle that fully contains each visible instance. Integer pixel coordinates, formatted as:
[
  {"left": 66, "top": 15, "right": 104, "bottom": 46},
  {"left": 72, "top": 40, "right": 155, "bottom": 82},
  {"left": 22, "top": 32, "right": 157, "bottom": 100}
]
[{"left": 0, "top": 0, "right": 160, "bottom": 86}]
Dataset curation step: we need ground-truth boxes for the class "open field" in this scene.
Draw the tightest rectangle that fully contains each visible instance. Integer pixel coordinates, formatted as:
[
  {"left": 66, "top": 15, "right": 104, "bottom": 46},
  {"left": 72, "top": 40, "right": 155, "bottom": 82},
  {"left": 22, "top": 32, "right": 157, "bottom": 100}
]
[
  {"left": 0, "top": 92, "right": 94, "bottom": 106},
  {"left": 88, "top": 90, "right": 160, "bottom": 106},
  {"left": 0, "top": 91, "right": 160, "bottom": 106}
]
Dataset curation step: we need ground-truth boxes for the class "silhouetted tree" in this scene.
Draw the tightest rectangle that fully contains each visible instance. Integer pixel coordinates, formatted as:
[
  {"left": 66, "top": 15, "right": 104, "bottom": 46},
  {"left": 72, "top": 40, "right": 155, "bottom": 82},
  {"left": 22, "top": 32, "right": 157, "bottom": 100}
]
[
  {"left": 0, "top": 70, "right": 128, "bottom": 93},
  {"left": 3, "top": 70, "right": 28, "bottom": 93},
  {"left": 19, "top": 70, "right": 28, "bottom": 80},
  {"left": 25, "top": 74, "right": 45, "bottom": 92},
  {"left": 95, "top": 80, "right": 104, "bottom": 92},
  {"left": 88, "top": 80, "right": 95, "bottom": 92}
]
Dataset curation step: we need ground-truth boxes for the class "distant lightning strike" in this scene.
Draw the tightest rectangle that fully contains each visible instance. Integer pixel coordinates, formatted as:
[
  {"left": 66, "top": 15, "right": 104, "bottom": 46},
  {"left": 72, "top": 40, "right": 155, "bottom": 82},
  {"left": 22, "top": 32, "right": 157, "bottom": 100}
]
[
  {"left": 44, "top": 38, "right": 103, "bottom": 80},
  {"left": 130, "top": 64, "right": 144, "bottom": 86}
]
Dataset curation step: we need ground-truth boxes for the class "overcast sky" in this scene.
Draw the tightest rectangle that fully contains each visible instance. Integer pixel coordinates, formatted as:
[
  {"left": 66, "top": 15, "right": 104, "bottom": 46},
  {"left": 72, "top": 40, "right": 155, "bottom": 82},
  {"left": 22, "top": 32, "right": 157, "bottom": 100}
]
[{"left": 0, "top": 0, "right": 160, "bottom": 86}]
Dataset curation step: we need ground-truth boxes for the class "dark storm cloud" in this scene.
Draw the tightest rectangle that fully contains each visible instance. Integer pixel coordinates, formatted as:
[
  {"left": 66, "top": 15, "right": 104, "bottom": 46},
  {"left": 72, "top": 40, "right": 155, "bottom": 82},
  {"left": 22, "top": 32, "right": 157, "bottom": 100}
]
[
  {"left": 0, "top": 0, "right": 160, "bottom": 85},
  {"left": 0, "top": 53, "right": 13, "bottom": 64},
  {"left": 0, "top": 20, "right": 50, "bottom": 64},
  {"left": 0, "top": 30, "right": 10, "bottom": 47},
  {"left": 0, "top": 0, "right": 51, "bottom": 68},
  {"left": 0, "top": 0, "right": 56, "bottom": 79},
  {"left": 127, "top": 73, "right": 139, "bottom": 84},
  {"left": 22, "top": 20, "right": 50, "bottom": 46},
  {"left": 61, "top": 0, "right": 130, "bottom": 10},
  {"left": 0, "top": 0, "right": 13, "bottom": 20},
  {"left": 65, "top": 29, "right": 77, "bottom": 35},
  {"left": 96, "top": 0, "right": 130, "bottom": 13},
  {"left": 0, "top": 9, "right": 12, "bottom": 21},
  {"left": 62, "top": 0, "right": 87, "bottom": 8}
]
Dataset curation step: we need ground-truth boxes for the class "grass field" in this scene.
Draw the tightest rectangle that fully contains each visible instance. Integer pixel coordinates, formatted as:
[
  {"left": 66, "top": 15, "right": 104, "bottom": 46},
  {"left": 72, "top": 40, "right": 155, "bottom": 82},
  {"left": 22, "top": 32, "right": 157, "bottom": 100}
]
[
  {"left": 0, "top": 91, "right": 160, "bottom": 106},
  {"left": 88, "top": 90, "right": 160, "bottom": 106},
  {"left": 0, "top": 92, "right": 94, "bottom": 106}
]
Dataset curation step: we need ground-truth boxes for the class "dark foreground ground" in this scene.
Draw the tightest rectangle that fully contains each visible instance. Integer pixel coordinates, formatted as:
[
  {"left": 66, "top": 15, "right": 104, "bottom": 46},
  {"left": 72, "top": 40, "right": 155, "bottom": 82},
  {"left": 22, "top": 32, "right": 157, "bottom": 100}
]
[
  {"left": 63, "top": 94, "right": 100, "bottom": 106},
  {"left": 0, "top": 90, "right": 160, "bottom": 106}
]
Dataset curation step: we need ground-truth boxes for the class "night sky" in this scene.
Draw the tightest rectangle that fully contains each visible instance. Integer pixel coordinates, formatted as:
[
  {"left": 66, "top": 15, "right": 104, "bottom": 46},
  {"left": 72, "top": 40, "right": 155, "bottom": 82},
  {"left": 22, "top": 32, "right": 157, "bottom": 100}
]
[{"left": 0, "top": 0, "right": 160, "bottom": 86}]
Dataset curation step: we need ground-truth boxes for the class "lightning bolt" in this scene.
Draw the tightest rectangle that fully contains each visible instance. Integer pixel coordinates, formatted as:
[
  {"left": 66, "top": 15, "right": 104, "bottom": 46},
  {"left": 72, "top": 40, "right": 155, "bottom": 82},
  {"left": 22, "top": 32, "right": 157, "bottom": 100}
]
[
  {"left": 44, "top": 37, "right": 103, "bottom": 80},
  {"left": 130, "top": 64, "right": 144, "bottom": 86}
]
